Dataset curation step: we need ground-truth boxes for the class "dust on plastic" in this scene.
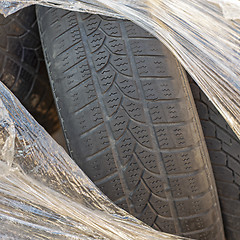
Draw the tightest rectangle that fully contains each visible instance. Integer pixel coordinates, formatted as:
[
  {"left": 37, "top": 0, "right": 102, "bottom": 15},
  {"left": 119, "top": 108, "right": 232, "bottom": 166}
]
[
  {"left": 1, "top": 0, "right": 239, "bottom": 139},
  {"left": 0, "top": 81, "right": 185, "bottom": 239}
]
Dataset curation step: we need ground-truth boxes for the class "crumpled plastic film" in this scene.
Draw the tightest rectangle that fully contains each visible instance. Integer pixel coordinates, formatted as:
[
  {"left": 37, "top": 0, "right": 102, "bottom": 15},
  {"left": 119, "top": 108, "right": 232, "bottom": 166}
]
[
  {"left": 1, "top": 0, "right": 239, "bottom": 139},
  {"left": 208, "top": 0, "right": 240, "bottom": 20},
  {"left": 0, "top": 81, "right": 184, "bottom": 239}
]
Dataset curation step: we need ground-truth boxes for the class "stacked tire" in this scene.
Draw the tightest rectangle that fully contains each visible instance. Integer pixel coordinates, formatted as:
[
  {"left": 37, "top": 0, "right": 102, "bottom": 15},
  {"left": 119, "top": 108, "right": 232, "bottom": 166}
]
[{"left": 0, "top": 6, "right": 59, "bottom": 133}]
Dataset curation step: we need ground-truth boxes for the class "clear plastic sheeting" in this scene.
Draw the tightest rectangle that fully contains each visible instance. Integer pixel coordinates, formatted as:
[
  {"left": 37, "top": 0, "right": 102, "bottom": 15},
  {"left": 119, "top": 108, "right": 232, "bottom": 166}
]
[
  {"left": 208, "top": 0, "right": 240, "bottom": 20},
  {"left": 0, "top": 81, "right": 184, "bottom": 239},
  {"left": 1, "top": 0, "right": 239, "bottom": 139}
]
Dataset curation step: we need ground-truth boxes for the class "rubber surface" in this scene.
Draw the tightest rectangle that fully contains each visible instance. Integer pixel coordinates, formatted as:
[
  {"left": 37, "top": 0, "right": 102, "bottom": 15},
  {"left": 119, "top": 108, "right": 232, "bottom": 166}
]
[
  {"left": 0, "top": 6, "right": 59, "bottom": 133},
  {"left": 37, "top": 7, "right": 224, "bottom": 239},
  {"left": 190, "top": 76, "right": 240, "bottom": 240}
]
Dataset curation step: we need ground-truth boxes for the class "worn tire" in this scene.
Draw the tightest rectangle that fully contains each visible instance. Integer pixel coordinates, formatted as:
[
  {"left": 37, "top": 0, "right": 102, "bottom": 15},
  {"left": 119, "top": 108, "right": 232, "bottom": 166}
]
[
  {"left": 190, "top": 76, "right": 240, "bottom": 240},
  {"left": 37, "top": 7, "right": 224, "bottom": 239},
  {"left": 0, "top": 6, "right": 59, "bottom": 133}
]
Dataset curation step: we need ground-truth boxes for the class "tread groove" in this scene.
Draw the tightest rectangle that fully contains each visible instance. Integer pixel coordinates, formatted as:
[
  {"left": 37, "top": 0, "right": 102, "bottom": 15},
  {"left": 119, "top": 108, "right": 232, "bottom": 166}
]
[
  {"left": 119, "top": 21, "right": 182, "bottom": 234},
  {"left": 75, "top": 13, "right": 134, "bottom": 214}
]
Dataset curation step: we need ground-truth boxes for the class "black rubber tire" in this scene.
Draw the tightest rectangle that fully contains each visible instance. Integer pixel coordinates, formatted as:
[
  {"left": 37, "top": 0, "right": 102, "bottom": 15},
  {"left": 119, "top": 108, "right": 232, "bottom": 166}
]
[
  {"left": 190, "top": 76, "right": 240, "bottom": 240},
  {"left": 36, "top": 7, "right": 224, "bottom": 239},
  {"left": 0, "top": 6, "right": 59, "bottom": 133}
]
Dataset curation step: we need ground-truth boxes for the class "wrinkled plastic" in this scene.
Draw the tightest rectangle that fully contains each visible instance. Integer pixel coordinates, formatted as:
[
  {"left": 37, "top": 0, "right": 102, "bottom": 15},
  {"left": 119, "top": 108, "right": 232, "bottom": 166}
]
[
  {"left": 1, "top": 0, "right": 239, "bottom": 139},
  {"left": 208, "top": 0, "right": 240, "bottom": 20},
  {"left": 0, "top": 81, "right": 184, "bottom": 239}
]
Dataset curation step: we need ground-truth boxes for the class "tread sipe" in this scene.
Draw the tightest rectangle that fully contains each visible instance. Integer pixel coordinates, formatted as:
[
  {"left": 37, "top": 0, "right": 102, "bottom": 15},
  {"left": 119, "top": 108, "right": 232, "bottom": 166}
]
[{"left": 37, "top": 7, "right": 224, "bottom": 239}]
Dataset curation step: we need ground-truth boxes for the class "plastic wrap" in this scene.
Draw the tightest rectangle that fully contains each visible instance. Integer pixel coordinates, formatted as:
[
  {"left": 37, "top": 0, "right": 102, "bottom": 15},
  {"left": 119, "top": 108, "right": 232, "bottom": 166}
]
[
  {"left": 1, "top": 0, "right": 239, "bottom": 139},
  {"left": 0, "top": 81, "right": 184, "bottom": 239}
]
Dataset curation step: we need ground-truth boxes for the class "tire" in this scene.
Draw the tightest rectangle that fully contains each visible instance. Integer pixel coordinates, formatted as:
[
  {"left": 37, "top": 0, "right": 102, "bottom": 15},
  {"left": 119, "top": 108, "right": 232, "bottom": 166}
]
[
  {"left": 37, "top": 7, "right": 224, "bottom": 239},
  {"left": 0, "top": 6, "right": 59, "bottom": 133},
  {"left": 190, "top": 76, "right": 240, "bottom": 240}
]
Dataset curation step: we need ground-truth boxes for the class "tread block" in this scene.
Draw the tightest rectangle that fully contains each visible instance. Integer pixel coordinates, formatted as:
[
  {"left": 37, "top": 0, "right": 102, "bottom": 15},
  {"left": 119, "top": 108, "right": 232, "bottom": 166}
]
[
  {"left": 189, "top": 82, "right": 200, "bottom": 100},
  {"left": 115, "top": 75, "right": 139, "bottom": 99},
  {"left": 141, "top": 79, "right": 182, "bottom": 100},
  {"left": 1, "top": 59, "right": 20, "bottom": 88},
  {"left": 21, "top": 29, "right": 41, "bottom": 49},
  {"left": 92, "top": 48, "right": 110, "bottom": 71},
  {"left": 64, "top": 76, "right": 96, "bottom": 113},
  {"left": 116, "top": 199, "right": 128, "bottom": 211},
  {"left": 195, "top": 101, "right": 209, "bottom": 120},
  {"left": 124, "top": 155, "right": 143, "bottom": 190},
  {"left": 130, "top": 180, "right": 150, "bottom": 213},
  {"left": 216, "top": 181, "right": 239, "bottom": 199},
  {"left": 221, "top": 198, "right": 240, "bottom": 216},
  {"left": 54, "top": 61, "right": 91, "bottom": 92},
  {"left": 96, "top": 65, "right": 115, "bottom": 93},
  {"left": 55, "top": 41, "right": 86, "bottom": 72},
  {"left": 8, "top": 21, "right": 25, "bottom": 36},
  {"left": 169, "top": 171, "right": 209, "bottom": 198},
  {"left": 212, "top": 165, "right": 234, "bottom": 183},
  {"left": 74, "top": 101, "right": 103, "bottom": 135},
  {"left": 116, "top": 131, "right": 135, "bottom": 165},
  {"left": 201, "top": 120, "right": 216, "bottom": 137},
  {"left": 130, "top": 38, "right": 163, "bottom": 56},
  {"left": 180, "top": 208, "right": 217, "bottom": 233},
  {"left": 155, "top": 216, "right": 175, "bottom": 234},
  {"left": 139, "top": 204, "right": 157, "bottom": 227},
  {"left": 105, "top": 37, "right": 126, "bottom": 55},
  {"left": 185, "top": 223, "right": 219, "bottom": 240},
  {"left": 208, "top": 150, "right": 227, "bottom": 166},
  {"left": 80, "top": 124, "right": 109, "bottom": 157},
  {"left": 50, "top": 13, "right": 79, "bottom": 41},
  {"left": 128, "top": 121, "right": 152, "bottom": 148},
  {"left": 87, "top": 29, "right": 105, "bottom": 53},
  {"left": 209, "top": 108, "right": 237, "bottom": 139},
  {"left": 122, "top": 98, "right": 145, "bottom": 123},
  {"left": 0, "top": 27, "right": 7, "bottom": 48},
  {"left": 228, "top": 156, "right": 240, "bottom": 175},
  {"left": 216, "top": 126, "right": 237, "bottom": 147},
  {"left": 234, "top": 173, "right": 240, "bottom": 185},
  {"left": 109, "top": 107, "right": 128, "bottom": 140},
  {"left": 23, "top": 49, "right": 38, "bottom": 68},
  {"left": 12, "top": 69, "right": 33, "bottom": 97},
  {"left": 148, "top": 100, "right": 190, "bottom": 123},
  {"left": 205, "top": 138, "right": 221, "bottom": 150},
  {"left": 149, "top": 195, "right": 171, "bottom": 217},
  {"left": 155, "top": 123, "right": 195, "bottom": 149},
  {"left": 100, "top": 20, "right": 122, "bottom": 37},
  {"left": 136, "top": 56, "right": 169, "bottom": 77},
  {"left": 142, "top": 171, "right": 165, "bottom": 198},
  {"left": 175, "top": 191, "right": 214, "bottom": 217},
  {"left": 84, "top": 150, "right": 117, "bottom": 182},
  {"left": 124, "top": 21, "right": 154, "bottom": 38},
  {"left": 110, "top": 55, "right": 132, "bottom": 76},
  {"left": 8, "top": 38, "right": 23, "bottom": 59},
  {"left": 162, "top": 147, "right": 204, "bottom": 175},
  {"left": 97, "top": 175, "right": 125, "bottom": 202},
  {"left": 83, "top": 15, "right": 101, "bottom": 36},
  {"left": 222, "top": 138, "right": 240, "bottom": 161},
  {"left": 224, "top": 214, "right": 240, "bottom": 232},
  {"left": 103, "top": 85, "right": 122, "bottom": 116},
  {"left": 50, "top": 26, "right": 82, "bottom": 58},
  {"left": 135, "top": 144, "right": 159, "bottom": 174}
]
